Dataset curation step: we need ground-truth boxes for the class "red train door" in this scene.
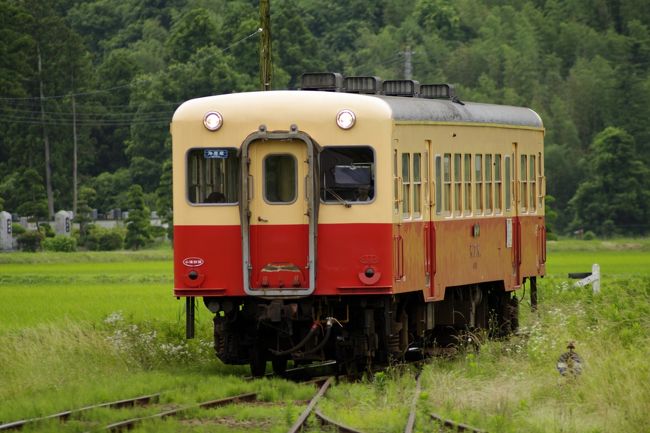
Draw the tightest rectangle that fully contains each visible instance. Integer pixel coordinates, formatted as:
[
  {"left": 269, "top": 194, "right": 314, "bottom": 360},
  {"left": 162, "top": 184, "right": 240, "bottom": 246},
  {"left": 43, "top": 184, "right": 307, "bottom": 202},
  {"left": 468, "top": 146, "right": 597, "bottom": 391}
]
[
  {"left": 249, "top": 140, "right": 308, "bottom": 289},
  {"left": 240, "top": 130, "right": 319, "bottom": 297}
]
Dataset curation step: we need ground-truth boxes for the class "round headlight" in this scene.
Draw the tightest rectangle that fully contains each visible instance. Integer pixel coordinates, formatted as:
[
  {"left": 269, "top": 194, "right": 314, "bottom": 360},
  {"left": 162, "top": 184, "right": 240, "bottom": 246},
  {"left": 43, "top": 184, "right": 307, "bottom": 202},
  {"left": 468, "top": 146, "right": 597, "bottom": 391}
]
[
  {"left": 336, "top": 109, "right": 356, "bottom": 130},
  {"left": 203, "top": 111, "right": 223, "bottom": 131}
]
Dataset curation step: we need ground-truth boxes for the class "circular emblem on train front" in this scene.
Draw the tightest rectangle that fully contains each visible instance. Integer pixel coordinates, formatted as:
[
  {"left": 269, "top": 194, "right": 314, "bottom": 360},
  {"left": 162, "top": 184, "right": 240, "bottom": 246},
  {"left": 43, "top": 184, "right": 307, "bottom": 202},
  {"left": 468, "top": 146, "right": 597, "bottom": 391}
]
[{"left": 183, "top": 257, "right": 205, "bottom": 267}]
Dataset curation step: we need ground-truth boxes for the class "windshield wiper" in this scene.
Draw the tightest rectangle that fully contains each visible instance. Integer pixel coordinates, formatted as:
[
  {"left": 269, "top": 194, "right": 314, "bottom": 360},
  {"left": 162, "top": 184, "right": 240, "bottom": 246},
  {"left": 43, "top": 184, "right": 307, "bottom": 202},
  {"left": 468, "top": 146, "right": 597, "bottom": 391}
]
[{"left": 324, "top": 188, "right": 351, "bottom": 208}]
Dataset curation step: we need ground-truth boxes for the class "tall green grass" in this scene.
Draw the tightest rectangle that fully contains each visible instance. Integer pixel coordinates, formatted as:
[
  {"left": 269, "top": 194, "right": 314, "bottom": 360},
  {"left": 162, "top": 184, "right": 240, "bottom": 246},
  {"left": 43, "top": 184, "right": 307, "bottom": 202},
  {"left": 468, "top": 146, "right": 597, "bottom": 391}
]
[{"left": 1, "top": 242, "right": 649, "bottom": 432}]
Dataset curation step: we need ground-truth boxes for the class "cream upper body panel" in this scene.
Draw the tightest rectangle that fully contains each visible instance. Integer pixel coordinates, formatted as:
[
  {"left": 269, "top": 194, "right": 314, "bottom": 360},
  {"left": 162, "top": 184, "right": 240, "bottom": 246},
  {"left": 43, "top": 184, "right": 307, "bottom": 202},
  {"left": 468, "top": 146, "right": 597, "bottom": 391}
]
[{"left": 172, "top": 91, "right": 394, "bottom": 226}]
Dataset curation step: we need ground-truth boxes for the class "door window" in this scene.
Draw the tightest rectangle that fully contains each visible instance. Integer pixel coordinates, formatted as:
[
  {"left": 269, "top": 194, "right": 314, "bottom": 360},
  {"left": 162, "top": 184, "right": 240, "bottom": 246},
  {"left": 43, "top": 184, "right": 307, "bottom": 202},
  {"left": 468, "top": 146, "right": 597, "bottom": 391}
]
[{"left": 264, "top": 154, "right": 296, "bottom": 203}]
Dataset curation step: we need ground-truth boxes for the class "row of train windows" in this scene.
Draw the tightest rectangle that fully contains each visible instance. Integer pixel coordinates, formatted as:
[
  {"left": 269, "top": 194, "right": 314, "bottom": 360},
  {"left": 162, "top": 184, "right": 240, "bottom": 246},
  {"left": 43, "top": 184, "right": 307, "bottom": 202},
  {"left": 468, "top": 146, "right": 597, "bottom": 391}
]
[
  {"left": 187, "top": 146, "right": 376, "bottom": 205},
  {"left": 394, "top": 151, "right": 542, "bottom": 218}
]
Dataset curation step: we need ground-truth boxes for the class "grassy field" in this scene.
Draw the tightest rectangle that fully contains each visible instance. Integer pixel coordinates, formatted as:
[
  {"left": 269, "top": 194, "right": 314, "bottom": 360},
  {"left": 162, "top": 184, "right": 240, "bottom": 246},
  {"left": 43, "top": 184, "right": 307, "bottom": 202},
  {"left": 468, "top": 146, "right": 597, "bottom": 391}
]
[{"left": 0, "top": 239, "right": 648, "bottom": 432}]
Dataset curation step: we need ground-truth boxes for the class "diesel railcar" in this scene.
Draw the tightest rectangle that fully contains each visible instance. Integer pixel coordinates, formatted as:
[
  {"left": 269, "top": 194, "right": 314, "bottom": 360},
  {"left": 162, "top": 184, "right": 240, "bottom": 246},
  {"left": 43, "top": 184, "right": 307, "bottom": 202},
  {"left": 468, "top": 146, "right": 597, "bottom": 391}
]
[{"left": 171, "top": 73, "right": 546, "bottom": 375}]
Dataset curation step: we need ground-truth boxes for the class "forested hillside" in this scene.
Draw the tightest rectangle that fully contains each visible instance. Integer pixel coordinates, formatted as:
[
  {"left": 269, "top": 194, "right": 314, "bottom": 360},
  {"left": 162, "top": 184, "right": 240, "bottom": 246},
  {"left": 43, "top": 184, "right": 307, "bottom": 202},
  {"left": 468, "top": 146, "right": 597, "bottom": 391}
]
[{"left": 1, "top": 0, "right": 649, "bottom": 236}]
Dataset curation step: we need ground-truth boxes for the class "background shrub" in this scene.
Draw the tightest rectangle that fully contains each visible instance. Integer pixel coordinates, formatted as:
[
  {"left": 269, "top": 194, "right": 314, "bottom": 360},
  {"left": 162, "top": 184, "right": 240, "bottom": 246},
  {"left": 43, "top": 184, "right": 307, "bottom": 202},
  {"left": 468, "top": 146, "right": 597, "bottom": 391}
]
[
  {"left": 39, "top": 223, "right": 55, "bottom": 238},
  {"left": 43, "top": 235, "right": 77, "bottom": 252},
  {"left": 17, "top": 231, "right": 44, "bottom": 252},
  {"left": 99, "top": 230, "right": 124, "bottom": 251},
  {"left": 11, "top": 223, "right": 26, "bottom": 236},
  {"left": 85, "top": 226, "right": 125, "bottom": 251}
]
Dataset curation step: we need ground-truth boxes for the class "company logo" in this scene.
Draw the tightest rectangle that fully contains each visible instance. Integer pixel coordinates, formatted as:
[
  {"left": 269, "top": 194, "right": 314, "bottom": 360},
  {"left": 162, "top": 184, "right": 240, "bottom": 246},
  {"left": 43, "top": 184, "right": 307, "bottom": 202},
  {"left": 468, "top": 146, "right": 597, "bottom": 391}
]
[{"left": 182, "top": 257, "right": 205, "bottom": 267}]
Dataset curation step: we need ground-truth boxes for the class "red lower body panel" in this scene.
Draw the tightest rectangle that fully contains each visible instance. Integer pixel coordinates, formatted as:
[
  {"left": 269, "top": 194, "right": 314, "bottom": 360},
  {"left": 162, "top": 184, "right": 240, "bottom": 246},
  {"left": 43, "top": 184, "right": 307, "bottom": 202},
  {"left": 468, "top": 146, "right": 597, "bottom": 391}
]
[{"left": 174, "top": 223, "right": 394, "bottom": 296}]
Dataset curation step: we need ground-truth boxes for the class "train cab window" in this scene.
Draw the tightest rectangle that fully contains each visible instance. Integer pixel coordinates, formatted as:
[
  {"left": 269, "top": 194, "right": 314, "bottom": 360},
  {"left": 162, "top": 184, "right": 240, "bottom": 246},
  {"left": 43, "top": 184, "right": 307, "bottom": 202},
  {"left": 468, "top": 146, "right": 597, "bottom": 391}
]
[
  {"left": 475, "top": 154, "right": 483, "bottom": 213},
  {"left": 320, "top": 146, "right": 375, "bottom": 204},
  {"left": 485, "top": 154, "right": 493, "bottom": 213},
  {"left": 520, "top": 154, "right": 528, "bottom": 212},
  {"left": 529, "top": 155, "right": 536, "bottom": 212},
  {"left": 402, "top": 153, "right": 411, "bottom": 218},
  {"left": 495, "top": 154, "right": 502, "bottom": 213},
  {"left": 505, "top": 155, "right": 511, "bottom": 211},
  {"left": 264, "top": 154, "right": 296, "bottom": 203},
  {"left": 187, "top": 148, "right": 239, "bottom": 204},
  {"left": 435, "top": 155, "right": 442, "bottom": 215},
  {"left": 443, "top": 153, "right": 451, "bottom": 214},
  {"left": 464, "top": 154, "right": 472, "bottom": 215},
  {"left": 454, "top": 154, "right": 462, "bottom": 215},
  {"left": 413, "top": 153, "right": 422, "bottom": 217}
]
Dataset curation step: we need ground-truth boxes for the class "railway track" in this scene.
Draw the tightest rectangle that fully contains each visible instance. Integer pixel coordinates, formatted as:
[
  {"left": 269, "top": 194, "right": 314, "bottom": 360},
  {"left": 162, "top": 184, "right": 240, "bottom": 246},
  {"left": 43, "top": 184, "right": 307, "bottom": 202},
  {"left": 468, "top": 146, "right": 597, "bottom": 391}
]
[
  {"left": 1, "top": 366, "right": 488, "bottom": 433},
  {"left": 0, "top": 377, "right": 330, "bottom": 433}
]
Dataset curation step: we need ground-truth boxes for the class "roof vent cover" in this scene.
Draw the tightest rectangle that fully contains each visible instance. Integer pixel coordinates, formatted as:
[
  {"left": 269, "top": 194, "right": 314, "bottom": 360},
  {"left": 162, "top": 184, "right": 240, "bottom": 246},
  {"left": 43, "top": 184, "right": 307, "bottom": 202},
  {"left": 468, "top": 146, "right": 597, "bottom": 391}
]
[
  {"left": 301, "top": 72, "right": 344, "bottom": 92},
  {"left": 344, "top": 76, "right": 382, "bottom": 94},
  {"left": 382, "top": 80, "right": 420, "bottom": 97},
  {"left": 420, "top": 84, "right": 456, "bottom": 99}
]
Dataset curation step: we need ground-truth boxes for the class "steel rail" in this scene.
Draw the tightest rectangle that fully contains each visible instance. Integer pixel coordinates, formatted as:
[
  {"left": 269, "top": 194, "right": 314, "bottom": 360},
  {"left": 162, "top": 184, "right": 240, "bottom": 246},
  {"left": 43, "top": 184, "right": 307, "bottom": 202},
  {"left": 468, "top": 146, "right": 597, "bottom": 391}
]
[
  {"left": 0, "top": 393, "right": 159, "bottom": 431},
  {"left": 314, "top": 408, "right": 366, "bottom": 433},
  {"left": 286, "top": 376, "right": 334, "bottom": 433},
  {"left": 404, "top": 372, "right": 422, "bottom": 433},
  {"left": 104, "top": 392, "right": 258, "bottom": 432},
  {"left": 430, "top": 412, "right": 487, "bottom": 433}
]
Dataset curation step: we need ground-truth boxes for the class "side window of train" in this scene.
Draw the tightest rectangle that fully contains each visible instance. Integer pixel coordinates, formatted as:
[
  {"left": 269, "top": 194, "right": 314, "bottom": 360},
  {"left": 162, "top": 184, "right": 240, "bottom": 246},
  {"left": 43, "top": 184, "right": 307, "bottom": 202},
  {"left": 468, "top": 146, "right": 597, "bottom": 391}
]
[
  {"left": 475, "top": 154, "right": 483, "bottom": 213},
  {"left": 529, "top": 154, "right": 536, "bottom": 212},
  {"left": 505, "top": 155, "right": 511, "bottom": 211},
  {"left": 454, "top": 153, "right": 462, "bottom": 216},
  {"left": 485, "top": 154, "right": 493, "bottom": 214},
  {"left": 413, "top": 153, "right": 422, "bottom": 217},
  {"left": 435, "top": 155, "right": 442, "bottom": 215},
  {"left": 520, "top": 154, "right": 528, "bottom": 212},
  {"left": 187, "top": 148, "right": 239, "bottom": 205},
  {"left": 464, "top": 154, "right": 472, "bottom": 215},
  {"left": 495, "top": 154, "right": 502, "bottom": 213},
  {"left": 443, "top": 153, "right": 451, "bottom": 215},
  {"left": 402, "top": 153, "right": 411, "bottom": 218},
  {"left": 320, "top": 146, "right": 375, "bottom": 204},
  {"left": 264, "top": 154, "right": 297, "bottom": 203}
]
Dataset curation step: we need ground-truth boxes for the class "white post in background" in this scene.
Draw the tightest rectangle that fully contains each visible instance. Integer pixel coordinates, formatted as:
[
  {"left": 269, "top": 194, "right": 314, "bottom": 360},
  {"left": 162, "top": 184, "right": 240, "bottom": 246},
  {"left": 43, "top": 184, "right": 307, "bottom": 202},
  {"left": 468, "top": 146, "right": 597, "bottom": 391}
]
[
  {"left": 574, "top": 263, "right": 600, "bottom": 295},
  {"left": 55, "top": 210, "right": 73, "bottom": 236},
  {"left": 0, "top": 211, "right": 12, "bottom": 251},
  {"left": 591, "top": 263, "right": 600, "bottom": 294}
]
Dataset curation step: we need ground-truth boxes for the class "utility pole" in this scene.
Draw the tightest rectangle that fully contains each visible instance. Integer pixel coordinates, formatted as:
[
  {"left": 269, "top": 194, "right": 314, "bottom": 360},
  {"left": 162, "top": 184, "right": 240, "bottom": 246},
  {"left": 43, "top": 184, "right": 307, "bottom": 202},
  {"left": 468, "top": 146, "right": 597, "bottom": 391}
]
[
  {"left": 71, "top": 81, "right": 78, "bottom": 216},
  {"left": 38, "top": 43, "right": 54, "bottom": 219},
  {"left": 400, "top": 45, "right": 415, "bottom": 80},
  {"left": 259, "top": 0, "right": 272, "bottom": 90}
]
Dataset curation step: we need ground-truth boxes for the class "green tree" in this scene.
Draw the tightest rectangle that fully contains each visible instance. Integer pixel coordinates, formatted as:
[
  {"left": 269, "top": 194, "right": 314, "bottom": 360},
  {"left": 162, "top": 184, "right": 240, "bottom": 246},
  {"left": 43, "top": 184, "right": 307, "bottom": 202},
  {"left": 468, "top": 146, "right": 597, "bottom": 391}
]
[
  {"left": 125, "top": 184, "right": 152, "bottom": 249},
  {"left": 569, "top": 127, "right": 650, "bottom": 236},
  {"left": 156, "top": 158, "right": 173, "bottom": 241},
  {"left": 166, "top": 8, "right": 220, "bottom": 64},
  {"left": 15, "top": 168, "right": 48, "bottom": 220},
  {"left": 74, "top": 186, "right": 96, "bottom": 243}
]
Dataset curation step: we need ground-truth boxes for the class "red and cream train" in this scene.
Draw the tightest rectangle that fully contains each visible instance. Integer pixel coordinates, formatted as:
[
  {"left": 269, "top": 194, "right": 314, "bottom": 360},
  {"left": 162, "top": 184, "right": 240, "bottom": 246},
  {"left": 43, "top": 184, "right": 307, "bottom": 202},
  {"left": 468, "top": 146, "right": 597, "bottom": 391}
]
[{"left": 171, "top": 73, "right": 545, "bottom": 375}]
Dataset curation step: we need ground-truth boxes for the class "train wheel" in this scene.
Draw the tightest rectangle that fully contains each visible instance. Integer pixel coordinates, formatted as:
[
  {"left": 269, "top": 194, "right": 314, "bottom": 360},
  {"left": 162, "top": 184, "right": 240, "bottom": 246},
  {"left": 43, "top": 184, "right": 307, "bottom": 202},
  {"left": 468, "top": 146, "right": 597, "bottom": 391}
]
[
  {"left": 272, "top": 357, "right": 288, "bottom": 375},
  {"left": 249, "top": 347, "right": 267, "bottom": 377}
]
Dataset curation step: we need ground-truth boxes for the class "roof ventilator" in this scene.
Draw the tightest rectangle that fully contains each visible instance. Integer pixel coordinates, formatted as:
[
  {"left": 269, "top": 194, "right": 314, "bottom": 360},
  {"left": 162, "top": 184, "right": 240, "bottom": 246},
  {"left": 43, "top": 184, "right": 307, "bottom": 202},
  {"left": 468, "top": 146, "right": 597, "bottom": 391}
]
[
  {"left": 420, "top": 83, "right": 455, "bottom": 99},
  {"left": 382, "top": 80, "right": 420, "bottom": 97},
  {"left": 300, "top": 72, "right": 344, "bottom": 92},
  {"left": 344, "top": 76, "right": 383, "bottom": 94}
]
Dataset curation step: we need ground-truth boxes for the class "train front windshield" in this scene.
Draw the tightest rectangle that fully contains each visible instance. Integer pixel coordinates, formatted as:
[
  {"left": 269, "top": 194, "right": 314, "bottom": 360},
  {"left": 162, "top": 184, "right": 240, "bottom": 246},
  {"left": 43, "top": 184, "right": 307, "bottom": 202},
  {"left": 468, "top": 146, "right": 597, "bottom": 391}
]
[
  {"left": 187, "top": 148, "right": 239, "bottom": 204},
  {"left": 320, "top": 146, "right": 375, "bottom": 202}
]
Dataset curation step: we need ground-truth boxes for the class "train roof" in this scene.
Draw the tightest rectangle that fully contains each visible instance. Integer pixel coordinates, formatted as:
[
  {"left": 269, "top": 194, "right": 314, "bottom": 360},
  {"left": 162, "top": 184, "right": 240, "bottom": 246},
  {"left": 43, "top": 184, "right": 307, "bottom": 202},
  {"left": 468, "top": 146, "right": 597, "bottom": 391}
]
[
  {"left": 375, "top": 95, "right": 543, "bottom": 128},
  {"left": 173, "top": 90, "right": 543, "bottom": 129}
]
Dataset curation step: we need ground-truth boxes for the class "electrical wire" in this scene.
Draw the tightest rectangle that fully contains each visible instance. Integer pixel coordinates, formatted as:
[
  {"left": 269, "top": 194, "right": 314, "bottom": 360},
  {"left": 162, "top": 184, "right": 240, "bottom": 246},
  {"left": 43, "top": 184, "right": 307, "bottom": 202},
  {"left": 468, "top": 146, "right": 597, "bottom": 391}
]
[{"left": 0, "top": 28, "right": 263, "bottom": 102}]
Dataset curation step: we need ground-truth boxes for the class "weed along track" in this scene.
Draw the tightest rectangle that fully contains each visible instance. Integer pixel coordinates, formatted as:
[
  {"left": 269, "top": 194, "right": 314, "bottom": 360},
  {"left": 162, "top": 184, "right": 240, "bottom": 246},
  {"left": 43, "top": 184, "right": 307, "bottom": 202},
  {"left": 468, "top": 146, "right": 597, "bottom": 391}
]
[
  {"left": 0, "top": 394, "right": 160, "bottom": 431},
  {"left": 0, "top": 378, "right": 332, "bottom": 433}
]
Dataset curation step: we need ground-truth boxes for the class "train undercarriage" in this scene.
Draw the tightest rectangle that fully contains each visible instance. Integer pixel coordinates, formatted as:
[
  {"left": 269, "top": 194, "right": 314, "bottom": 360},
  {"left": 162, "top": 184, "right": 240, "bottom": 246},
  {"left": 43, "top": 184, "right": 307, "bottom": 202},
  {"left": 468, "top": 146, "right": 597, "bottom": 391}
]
[{"left": 203, "top": 281, "right": 525, "bottom": 376}]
